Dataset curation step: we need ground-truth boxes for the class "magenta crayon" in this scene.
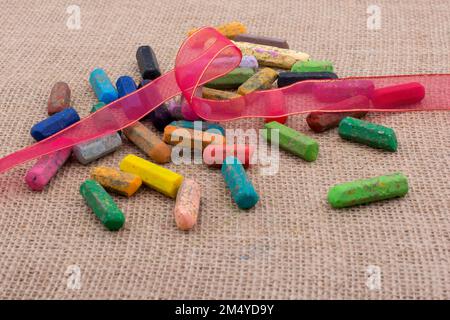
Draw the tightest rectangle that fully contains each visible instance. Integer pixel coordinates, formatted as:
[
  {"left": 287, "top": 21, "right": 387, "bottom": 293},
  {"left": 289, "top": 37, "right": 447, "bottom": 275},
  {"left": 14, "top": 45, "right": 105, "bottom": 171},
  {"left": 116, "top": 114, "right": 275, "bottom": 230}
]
[{"left": 24, "top": 148, "right": 72, "bottom": 191}]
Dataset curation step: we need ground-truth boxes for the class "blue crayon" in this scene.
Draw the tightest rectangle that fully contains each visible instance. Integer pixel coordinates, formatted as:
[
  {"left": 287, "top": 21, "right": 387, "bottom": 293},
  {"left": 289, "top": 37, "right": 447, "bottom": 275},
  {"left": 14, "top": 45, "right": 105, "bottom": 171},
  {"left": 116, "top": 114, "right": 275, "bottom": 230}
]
[
  {"left": 30, "top": 107, "right": 80, "bottom": 141},
  {"left": 116, "top": 76, "right": 137, "bottom": 98},
  {"left": 89, "top": 68, "right": 118, "bottom": 104},
  {"left": 221, "top": 156, "right": 259, "bottom": 210},
  {"left": 170, "top": 120, "right": 225, "bottom": 135}
]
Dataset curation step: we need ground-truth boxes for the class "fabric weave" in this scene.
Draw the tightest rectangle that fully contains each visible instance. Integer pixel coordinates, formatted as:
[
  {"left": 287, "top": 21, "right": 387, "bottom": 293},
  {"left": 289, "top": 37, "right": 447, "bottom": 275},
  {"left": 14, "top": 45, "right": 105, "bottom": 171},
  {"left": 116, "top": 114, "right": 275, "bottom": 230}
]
[{"left": 0, "top": 0, "right": 449, "bottom": 299}]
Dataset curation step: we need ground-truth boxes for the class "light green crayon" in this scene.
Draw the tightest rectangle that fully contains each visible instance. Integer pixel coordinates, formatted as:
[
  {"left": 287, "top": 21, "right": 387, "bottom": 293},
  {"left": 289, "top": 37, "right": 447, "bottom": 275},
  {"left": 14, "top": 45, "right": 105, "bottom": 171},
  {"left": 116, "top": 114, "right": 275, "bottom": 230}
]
[
  {"left": 291, "top": 60, "right": 334, "bottom": 73},
  {"left": 328, "top": 172, "right": 409, "bottom": 208},
  {"left": 263, "top": 121, "right": 319, "bottom": 162}
]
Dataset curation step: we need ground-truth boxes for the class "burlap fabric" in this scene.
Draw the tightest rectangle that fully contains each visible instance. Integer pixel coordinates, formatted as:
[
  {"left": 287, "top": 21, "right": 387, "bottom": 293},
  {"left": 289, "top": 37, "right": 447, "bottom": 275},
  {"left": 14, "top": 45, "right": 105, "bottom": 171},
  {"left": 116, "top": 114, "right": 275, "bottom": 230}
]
[{"left": 0, "top": 0, "right": 449, "bottom": 300}]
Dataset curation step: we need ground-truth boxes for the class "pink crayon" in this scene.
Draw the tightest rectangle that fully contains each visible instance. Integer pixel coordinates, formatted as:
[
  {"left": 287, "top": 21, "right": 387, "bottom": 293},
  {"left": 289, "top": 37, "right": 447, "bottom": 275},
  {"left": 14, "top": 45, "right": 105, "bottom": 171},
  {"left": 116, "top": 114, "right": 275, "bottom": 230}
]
[
  {"left": 24, "top": 147, "right": 72, "bottom": 191},
  {"left": 264, "top": 89, "right": 288, "bottom": 124},
  {"left": 312, "top": 79, "right": 375, "bottom": 103},
  {"left": 174, "top": 179, "right": 201, "bottom": 231}
]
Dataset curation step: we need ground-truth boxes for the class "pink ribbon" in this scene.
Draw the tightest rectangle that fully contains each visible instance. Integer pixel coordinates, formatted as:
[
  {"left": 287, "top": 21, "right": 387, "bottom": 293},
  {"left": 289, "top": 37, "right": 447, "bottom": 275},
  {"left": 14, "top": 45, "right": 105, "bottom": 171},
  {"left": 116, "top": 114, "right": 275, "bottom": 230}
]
[{"left": 0, "top": 27, "right": 449, "bottom": 174}]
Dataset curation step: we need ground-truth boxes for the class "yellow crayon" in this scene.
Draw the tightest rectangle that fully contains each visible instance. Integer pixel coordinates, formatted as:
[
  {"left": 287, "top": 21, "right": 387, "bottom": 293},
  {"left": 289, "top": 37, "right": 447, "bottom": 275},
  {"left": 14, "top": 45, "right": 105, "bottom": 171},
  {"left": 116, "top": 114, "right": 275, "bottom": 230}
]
[
  {"left": 202, "top": 87, "right": 241, "bottom": 100},
  {"left": 233, "top": 41, "right": 310, "bottom": 69},
  {"left": 237, "top": 68, "right": 278, "bottom": 95},
  {"left": 188, "top": 21, "right": 247, "bottom": 39},
  {"left": 119, "top": 154, "right": 183, "bottom": 198}
]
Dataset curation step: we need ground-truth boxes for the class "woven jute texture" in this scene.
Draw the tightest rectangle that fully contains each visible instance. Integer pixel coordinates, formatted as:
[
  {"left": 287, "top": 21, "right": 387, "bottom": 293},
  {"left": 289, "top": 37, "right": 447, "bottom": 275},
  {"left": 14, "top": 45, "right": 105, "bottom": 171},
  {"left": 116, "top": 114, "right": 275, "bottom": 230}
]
[{"left": 0, "top": 0, "right": 449, "bottom": 300}]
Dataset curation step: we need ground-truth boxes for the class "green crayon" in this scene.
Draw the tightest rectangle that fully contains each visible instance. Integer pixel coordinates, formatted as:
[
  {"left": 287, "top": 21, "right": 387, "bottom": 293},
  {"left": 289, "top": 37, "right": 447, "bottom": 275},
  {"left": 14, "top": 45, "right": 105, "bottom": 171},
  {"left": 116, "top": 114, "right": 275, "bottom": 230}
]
[
  {"left": 339, "top": 117, "right": 398, "bottom": 152},
  {"left": 205, "top": 68, "right": 255, "bottom": 90},
  {"left": 291, "top": 60, "right": 334, "bottom": 73},
  {"left": 80, "top": 180, "right": 125, "bottom": 231},
  {"left": 263, "top": 121, "right": 319, "bottom": 161},
  {"left": 90, "top": 102, "right": 106, "bottom": 113},
  {"left": 328, "top": 172, "right": 409, "bottom": 208}
]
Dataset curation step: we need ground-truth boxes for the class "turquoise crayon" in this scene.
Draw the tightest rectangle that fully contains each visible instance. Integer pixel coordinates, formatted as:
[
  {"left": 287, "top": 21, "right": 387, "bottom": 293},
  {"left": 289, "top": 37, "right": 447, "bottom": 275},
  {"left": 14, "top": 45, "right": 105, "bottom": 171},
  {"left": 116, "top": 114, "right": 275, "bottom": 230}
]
[
  {"left": 89, "top": 68, "right": 118, "bottom": 104},
  {"left": 221, "top": 156, "right": 259, "bottom": 209},
  {"left": 170, "top": 120, "right": 226, "bottom": 135}
]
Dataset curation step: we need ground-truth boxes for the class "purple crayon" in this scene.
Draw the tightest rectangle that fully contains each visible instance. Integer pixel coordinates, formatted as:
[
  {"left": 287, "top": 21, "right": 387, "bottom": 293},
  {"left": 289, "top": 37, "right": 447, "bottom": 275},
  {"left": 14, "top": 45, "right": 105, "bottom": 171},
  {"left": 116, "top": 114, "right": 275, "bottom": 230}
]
[
  {"left": 167, "top": 97, "right": 185, "bottom": 120},
  {"left": 239, "top": 55, "right": 259, "bottom": 70},
  {"left": 181, "top": 97, "right": 201, "bottom": 121}
]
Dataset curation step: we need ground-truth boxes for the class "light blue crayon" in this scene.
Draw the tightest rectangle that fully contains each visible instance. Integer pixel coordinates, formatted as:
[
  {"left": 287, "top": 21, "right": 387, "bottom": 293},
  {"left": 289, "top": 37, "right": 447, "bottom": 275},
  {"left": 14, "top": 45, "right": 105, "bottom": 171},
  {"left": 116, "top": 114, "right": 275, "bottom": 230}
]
[
  {"left": 89, "top": 68, "right": 118, "bottom": 104},
  {"left": 221, "top": 156, "right": 259, "bottom": 210},
  {"left": 169, "top": 120, "right": 226, "bottom": 135}
]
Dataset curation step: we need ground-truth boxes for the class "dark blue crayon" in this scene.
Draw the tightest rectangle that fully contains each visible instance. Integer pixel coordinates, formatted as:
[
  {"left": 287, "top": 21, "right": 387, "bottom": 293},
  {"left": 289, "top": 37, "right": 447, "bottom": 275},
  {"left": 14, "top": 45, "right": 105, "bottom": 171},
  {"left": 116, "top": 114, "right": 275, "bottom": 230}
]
[
  {"left": 138, "top": 79, "right": 173, "bottom": 131},
  {"left": 277, "top": 72, "right": 338, "bottom": 88},
  {"left": 136, "top": 46, "right": 161, "bottom": 80},
  {"left": 30, "top": 107, "right": 80, "bottom": 141}
]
